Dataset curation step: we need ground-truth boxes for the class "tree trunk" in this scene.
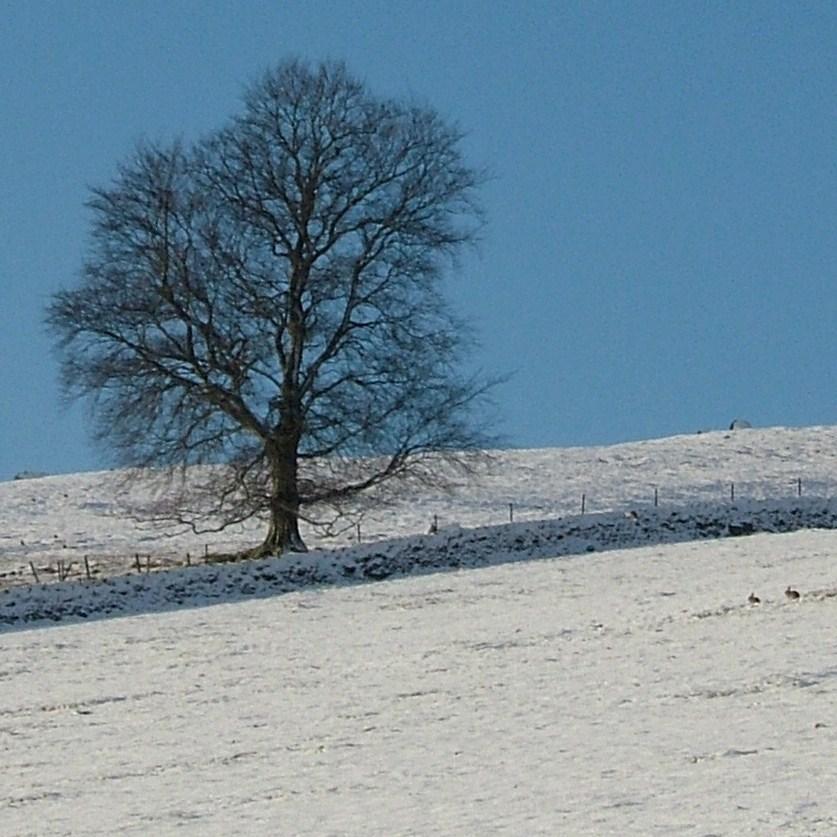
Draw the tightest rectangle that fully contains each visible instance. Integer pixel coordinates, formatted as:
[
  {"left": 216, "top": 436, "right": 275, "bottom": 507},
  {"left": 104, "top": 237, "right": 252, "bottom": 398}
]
[
  {"left": 258, "top": 502, "right": 306, "bottom": 555},
  {"left": 253, "top": 433, "right": 307, "bottom": 557}
]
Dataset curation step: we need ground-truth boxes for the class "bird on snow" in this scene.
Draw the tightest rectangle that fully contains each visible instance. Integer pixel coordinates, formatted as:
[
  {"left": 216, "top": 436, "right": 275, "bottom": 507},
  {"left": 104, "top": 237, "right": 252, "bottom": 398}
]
[
  {"left": 747, "top": 592, "right": 761, "bottom": 604},
  {"left": 785, "top": 586, "right": 801, "bottom": 600}
]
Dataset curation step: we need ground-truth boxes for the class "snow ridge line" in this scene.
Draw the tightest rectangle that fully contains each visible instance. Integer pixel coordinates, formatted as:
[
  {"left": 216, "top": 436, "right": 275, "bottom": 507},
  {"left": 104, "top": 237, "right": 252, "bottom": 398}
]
[{"left": 2, "top": 497, "right": 836, "bottom": 631}]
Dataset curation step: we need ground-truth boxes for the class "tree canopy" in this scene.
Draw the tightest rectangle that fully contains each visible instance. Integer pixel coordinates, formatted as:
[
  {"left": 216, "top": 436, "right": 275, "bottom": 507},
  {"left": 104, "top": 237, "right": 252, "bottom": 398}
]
[{"left": 48, "top": 59, "right": 496, "bottom": 555}]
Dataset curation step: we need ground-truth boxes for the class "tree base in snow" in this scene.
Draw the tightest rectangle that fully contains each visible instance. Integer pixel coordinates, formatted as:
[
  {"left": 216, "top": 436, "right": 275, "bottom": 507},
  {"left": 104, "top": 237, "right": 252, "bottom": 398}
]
[{"left": 244, "top": 537, "right": 309, "bottom": 560}]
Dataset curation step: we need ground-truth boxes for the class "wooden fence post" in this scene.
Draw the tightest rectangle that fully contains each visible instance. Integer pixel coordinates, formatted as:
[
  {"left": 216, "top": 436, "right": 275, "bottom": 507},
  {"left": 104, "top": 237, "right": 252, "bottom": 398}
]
[{"left": 57, "top": 560, "right": 75, "bottom": 582}]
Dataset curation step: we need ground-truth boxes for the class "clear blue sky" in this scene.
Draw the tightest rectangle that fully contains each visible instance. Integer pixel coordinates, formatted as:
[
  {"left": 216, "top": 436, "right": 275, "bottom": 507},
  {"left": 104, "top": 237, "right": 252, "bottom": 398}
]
[{"left": 1, "top": 0, "right": 834, "bottom": 479}]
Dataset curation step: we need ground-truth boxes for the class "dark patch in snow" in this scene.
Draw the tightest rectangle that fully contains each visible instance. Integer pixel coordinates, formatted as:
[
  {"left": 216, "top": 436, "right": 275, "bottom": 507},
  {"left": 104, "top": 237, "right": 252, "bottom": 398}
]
[{"left": 2, "top": 497, "right": 837, "bottom": 632}]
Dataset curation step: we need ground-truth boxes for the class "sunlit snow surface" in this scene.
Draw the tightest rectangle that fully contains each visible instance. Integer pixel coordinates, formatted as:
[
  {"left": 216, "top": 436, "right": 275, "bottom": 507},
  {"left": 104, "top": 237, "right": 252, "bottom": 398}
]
[
  {"left": 3, "top": 425, "right": 837, "bottom": 574},
  {"left": 2, "top": 426, "right": 837, "bottom": 835}
]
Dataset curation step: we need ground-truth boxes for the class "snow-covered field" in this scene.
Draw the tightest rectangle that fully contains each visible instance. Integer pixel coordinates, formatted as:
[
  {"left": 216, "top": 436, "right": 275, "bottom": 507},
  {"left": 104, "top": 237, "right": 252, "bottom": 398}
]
[
  {"left": 2, "top": 425, "right": 837, "bottom": 834},
  {"left": 3, "top": 425, "right": 837, "bottom": 583}
]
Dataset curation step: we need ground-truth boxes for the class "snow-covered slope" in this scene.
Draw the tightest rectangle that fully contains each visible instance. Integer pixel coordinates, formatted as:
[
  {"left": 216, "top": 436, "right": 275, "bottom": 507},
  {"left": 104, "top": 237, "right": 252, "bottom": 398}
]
[
  {"left": 3, "top": 425, "right": 837, "bottom": 835},
  {"left": 3, "top": 497, "right": 837, "bottom": 629},
  {"left": 2, "top": 424, "right": 836, "bottom": 579},
  {"left": 5, "top": 529, "right": 837, "bottom": 835}
]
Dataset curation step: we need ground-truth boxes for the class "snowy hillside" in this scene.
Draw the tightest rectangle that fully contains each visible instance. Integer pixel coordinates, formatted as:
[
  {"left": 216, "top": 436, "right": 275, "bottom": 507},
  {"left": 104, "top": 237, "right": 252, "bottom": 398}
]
[
  {"left": 2, "top": 424, "right": 837, "bottom": 582},
  {"left": 3, "top": 425, "right": 837, "bottom": 834}
]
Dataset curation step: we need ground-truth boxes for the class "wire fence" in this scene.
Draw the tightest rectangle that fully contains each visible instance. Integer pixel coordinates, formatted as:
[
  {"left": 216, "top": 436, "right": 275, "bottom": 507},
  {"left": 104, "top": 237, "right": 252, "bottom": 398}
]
[{"left": 3, "top": 475, "right": 836, "bottom": 591}]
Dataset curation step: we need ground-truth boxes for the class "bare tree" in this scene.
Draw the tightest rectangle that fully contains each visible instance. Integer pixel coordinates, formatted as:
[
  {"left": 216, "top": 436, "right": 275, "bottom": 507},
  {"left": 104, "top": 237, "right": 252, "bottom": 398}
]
[{"left": 47, "top": 59, "right": 496, "bottom": 556}]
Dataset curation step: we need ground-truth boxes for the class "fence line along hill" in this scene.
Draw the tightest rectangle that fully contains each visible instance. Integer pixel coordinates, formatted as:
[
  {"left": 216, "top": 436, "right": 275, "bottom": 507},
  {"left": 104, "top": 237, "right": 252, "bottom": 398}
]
[{"left": 1, "top": 425, "right": 836, "bottom": 590}]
